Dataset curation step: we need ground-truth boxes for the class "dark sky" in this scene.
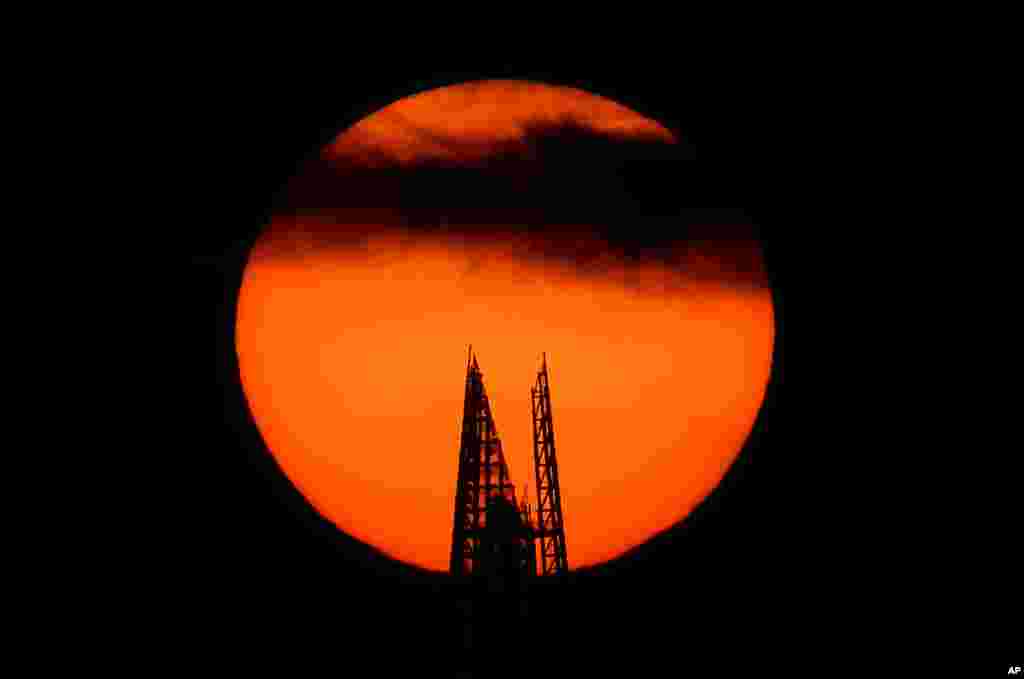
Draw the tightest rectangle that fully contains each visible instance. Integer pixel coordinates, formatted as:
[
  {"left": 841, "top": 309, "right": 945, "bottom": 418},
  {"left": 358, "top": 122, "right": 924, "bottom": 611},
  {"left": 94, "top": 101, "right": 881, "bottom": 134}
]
[{"left": 161, "top": 57, "right": 788, "bottom": 659}]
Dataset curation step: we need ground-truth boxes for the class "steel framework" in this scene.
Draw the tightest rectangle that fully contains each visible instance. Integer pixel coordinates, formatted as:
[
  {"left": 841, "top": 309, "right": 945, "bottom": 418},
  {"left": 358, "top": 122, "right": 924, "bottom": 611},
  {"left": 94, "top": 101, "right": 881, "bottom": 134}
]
[
  {"left": 449, "top": 349, "right": 567, "bottom": 581},
  {"left": 450, "top": 350, "right": 526, "bottom": 577},
  {"left": 531, "top": 353, "right": 569, "bottom": 576}
]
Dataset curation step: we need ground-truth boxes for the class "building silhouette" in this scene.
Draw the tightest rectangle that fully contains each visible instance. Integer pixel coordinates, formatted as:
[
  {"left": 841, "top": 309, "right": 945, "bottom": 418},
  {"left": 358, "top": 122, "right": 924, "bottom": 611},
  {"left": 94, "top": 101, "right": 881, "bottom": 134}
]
[{"left": 450, "top": 349, "right": 569, "bottom": 585}]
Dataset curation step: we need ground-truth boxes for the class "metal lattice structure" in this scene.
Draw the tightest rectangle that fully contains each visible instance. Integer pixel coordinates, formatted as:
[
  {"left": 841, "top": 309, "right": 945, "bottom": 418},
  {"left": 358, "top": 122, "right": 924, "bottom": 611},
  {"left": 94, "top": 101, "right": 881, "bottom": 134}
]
[
  {"left": 531, "top": 353, "right": 569, "bottom": 576},
  {"left": 450, "top": 350, "right": 528, "bottom": 578},
  {"left": 450, "top": 349, "right": 567, "bottom": 581}
]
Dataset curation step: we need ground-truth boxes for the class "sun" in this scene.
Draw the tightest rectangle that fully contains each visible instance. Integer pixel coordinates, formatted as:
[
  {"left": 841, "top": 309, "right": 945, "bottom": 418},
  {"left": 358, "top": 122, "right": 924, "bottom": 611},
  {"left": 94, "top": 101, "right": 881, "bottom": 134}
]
[{"left": 235, "top": 80, "right": 772, "bottom": 572}]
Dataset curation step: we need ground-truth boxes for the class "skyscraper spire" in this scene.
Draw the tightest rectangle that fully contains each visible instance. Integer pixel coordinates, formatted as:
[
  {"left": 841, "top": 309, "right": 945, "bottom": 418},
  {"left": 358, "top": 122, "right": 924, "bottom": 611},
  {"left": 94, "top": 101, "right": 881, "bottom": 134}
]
[
  {"left": 450, "top": 349, "right": 564, "bottom": 582},
  {"left": 450, "top": 352, "right": 527, "bottom": 578},
  {"left": 532, "top": 352, "right": 569, "bottom": 576}
]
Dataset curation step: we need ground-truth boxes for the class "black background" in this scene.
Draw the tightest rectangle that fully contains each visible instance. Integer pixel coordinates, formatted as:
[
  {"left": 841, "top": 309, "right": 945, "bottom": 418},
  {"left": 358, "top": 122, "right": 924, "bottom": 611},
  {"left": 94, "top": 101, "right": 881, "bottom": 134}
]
[{"left": 162, "top": 52, "right": 789, "bottom": 660}]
